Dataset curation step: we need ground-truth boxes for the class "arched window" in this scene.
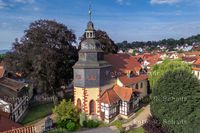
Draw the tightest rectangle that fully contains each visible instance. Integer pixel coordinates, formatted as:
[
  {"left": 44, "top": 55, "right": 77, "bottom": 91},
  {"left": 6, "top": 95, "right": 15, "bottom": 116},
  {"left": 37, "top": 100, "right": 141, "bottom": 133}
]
[
  {"left": 135, "top": 83, "right": 138, "bottom": 89},
  {"left": 77, "top": 99, "right": 82, "bottom": 112},
  {"left": 140, "top": 82, "right": 143, "bottom": 88},
  {"left": 89, "top": 100, "right": 96, "bottom": 115}
]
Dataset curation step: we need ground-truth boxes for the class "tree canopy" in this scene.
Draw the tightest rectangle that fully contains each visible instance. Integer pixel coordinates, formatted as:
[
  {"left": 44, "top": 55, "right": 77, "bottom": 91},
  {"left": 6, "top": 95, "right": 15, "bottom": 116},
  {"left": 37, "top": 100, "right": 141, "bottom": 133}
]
[
  {"left": 4, "top": 19, "right": 78, "bottom": 94},
  {"left": 53, "top": 99, "right": 79, "bottom": 122},
  {"left": 149, "top": 59, "right": 191, "bottom": 89},
  {"left": 151, "top": 70, "right": 200, "bottom": 133},
  {"left": 80, "top": 29, "right": 118, "bottom": 54}
]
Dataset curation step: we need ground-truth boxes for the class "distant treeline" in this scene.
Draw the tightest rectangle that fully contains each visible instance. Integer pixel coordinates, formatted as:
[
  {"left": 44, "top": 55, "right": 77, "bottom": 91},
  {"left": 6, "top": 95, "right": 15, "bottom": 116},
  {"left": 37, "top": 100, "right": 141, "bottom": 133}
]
[
  {"left": 116, "top": 34, "right": 200, "bottom": 51},
  {"left": 0, "top": 54, "right": 5, "bottom": 61}
]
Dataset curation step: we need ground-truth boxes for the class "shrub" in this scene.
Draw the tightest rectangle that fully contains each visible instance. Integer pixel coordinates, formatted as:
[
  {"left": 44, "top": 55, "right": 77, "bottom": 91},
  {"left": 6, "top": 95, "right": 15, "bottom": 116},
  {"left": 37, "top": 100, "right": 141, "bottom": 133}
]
[
  {"left": 113, "top": 120, "right": 122, "bottom": 129},
  {"left": 143, "top": 116, "right": 168, "bottom": 133},
  {"left": 57, "top": 119, "right": 68, "bottom": 129},
  {"left": 66, "top": 121, "right": 76, "bottom": 131},
  {"left": 87, "top": 120, "right": 100, "bottom": 128},
  {"left": 83, "top": 120, "right": 87, "bottom": 128}
]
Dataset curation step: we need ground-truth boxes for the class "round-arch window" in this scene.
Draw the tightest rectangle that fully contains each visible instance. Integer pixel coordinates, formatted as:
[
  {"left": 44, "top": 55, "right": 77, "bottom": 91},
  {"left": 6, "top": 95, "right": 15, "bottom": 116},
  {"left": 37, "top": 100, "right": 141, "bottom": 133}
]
[
  {"left": 77, "top": 99, "right": 82, "bottom": 112},
  {"left": 89, "top": 100, "right": 96, "bottom": 115}
]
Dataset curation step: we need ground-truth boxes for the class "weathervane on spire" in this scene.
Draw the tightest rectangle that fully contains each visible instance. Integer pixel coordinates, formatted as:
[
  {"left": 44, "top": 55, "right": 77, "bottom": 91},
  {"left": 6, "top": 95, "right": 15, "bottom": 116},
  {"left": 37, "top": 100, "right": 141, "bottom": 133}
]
[{"left": 88, "top": 4, "right": 92, "bottom": 21}]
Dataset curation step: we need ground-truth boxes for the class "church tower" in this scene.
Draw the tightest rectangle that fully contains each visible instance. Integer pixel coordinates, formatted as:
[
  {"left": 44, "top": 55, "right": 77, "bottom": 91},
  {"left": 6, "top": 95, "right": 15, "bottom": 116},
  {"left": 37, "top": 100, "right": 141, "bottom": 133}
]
[{"left": 73, "top": 8, "right": 112, "bottom": 118}]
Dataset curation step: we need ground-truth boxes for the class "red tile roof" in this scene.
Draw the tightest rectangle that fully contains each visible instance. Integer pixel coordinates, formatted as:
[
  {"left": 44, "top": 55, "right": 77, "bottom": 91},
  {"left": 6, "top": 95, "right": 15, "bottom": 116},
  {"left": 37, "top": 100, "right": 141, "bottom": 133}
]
[
  {"left": 101, "top": 88, "right": 120, "bottom": 104},
  {"left": 192, "top": 67, "right": 200, "bottom": 71},
  {"left": 113, "top": 85, "right": 141, "bottom": 102},
  {"left": 119, "top": 74, "right": 148, "bottom": 86},
  {"left": 193, "top": 58, "right": 200, "bottom": 65},
  {"left": 104, "top": 53, "right": 142, "bottom": 75},
  {"left": 0, "top": 110, "right": 10, "bottom": 119},
  {"left": 1, "top": 126, "right": 36, "bottom": 133},
  {"left": 0, "top": 115, "right": 22, "bottom": 132}
]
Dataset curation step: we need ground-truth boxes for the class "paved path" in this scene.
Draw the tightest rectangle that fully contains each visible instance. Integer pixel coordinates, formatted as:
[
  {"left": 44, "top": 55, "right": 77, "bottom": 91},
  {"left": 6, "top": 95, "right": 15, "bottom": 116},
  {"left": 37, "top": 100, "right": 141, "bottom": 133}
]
[
  {"left": 32, "top": 114, "right": 55, "bottom": 133},
  {"left": 123, "top": 105, "right": 151, "bottom": 129},
  {"left": 32, "top": 105, "right": 150, "bottom": 133},
  {"left": 76, "top": 127, "right": 117, "bottom": 133}
]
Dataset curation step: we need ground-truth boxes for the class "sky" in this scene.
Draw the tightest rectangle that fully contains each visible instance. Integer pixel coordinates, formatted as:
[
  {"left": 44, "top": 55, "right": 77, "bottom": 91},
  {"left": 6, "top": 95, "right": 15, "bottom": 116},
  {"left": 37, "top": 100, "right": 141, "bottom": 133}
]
[{"left": 0, "top": 0, "right": 200, "bottom": 50}]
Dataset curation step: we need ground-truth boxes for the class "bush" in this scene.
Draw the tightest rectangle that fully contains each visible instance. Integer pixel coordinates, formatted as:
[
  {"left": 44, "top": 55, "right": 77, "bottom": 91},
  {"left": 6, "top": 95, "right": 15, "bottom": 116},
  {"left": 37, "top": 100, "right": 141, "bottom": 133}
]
[
  {"left": 66, "top": 121, "right": 76, "bottom": 131},
  {"left": 57, "top": 119, "right": 68, "bottom": 129},
  {"left": 143, "top": 116, "right": 168, "bottom": 133},
  {"left": 139, "top": 96, "right": 151, "bottom": 105},
  {"left": 87, "top": 120, "right": 99, "bottom": 128},
  {"left": 82, "top": 120, "right": 100, "bottom": 128},
  {"left": 83, "top": 120, "right": 87, "bottom": 128},
  {"left": 113, "top": 120, "right": 122, "bottom": 129}
]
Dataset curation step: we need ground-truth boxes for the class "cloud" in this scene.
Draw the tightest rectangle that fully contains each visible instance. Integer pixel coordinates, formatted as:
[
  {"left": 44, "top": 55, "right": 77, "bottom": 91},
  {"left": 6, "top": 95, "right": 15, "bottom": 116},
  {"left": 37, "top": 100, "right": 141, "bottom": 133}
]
[
  {"left": 150, "top": 0, "right": 181, "bottom": 4},
  {"left": 0, "top": 0, "right": 7, "bottom": 9},
  {"left": 14, "top": 0, "right": 35, "bottom": 4},
  {"left": 116, "top": 0, "right": 131, "bottom": 5}
]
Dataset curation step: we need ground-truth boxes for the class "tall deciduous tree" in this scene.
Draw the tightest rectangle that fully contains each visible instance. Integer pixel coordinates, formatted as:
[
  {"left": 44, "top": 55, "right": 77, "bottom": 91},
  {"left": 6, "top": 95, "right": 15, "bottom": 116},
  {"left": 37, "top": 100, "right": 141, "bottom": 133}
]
[
  {"left": 4, "top": 20, "right": 78, "bottom": 94},
  {"left": 151, "top": 70, "right": 200, "bottom": 133},
  {"left": 80, "top": 30, "right": 118, "bottom": 54},
  {"left": 149, "top": 59, "right": 191, "bottom": 89}
]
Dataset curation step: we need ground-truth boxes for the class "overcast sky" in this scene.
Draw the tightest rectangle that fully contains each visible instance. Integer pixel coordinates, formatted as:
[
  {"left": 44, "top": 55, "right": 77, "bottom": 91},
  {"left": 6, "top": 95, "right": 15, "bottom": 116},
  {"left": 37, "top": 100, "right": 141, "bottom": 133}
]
[{"left": 0, "top": 0, "right": 200, "bottom": 50}]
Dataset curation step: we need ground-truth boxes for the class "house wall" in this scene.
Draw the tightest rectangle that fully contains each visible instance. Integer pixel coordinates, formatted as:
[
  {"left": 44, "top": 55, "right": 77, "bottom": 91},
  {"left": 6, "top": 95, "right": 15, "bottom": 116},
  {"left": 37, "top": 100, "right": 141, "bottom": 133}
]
[
  {"left": 116, "top": 78, "right": 123, "bottom": 87},
  {"left": 0, "top": 99, "right": 10, "bottom": 112},
  {"left": 193, "top": 70, "right": 200, "bottom": 80}
]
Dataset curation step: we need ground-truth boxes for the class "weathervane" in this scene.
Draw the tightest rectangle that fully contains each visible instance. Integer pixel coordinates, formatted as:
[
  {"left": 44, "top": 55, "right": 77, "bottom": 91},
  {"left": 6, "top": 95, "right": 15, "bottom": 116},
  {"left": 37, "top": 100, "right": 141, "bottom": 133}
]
[{"left": 88, "top": 4, "right": 92, "bottom": 21}]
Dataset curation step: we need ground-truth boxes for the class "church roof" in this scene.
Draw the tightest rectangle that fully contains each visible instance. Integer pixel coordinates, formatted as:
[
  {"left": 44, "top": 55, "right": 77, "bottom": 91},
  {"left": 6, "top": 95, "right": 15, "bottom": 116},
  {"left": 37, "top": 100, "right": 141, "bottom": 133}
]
[
  {"left": 87, "top": 21, "right": 94, "bottom": 31},
  {"left": 104, "top": 53, "right": 142, "bottom": 75},
  {"left": 119, "top": 74, "right": 148, "bottom": 86}
]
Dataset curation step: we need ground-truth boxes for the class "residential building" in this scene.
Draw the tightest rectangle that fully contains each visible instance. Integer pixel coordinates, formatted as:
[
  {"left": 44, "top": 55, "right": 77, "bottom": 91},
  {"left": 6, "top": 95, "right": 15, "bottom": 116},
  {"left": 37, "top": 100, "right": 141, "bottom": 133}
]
[
  {"left": 0, "top": 65, "right": 29, "bottom": 122},
  {"left": 192, "top": 58, "right": 200, "bottom": 79}
]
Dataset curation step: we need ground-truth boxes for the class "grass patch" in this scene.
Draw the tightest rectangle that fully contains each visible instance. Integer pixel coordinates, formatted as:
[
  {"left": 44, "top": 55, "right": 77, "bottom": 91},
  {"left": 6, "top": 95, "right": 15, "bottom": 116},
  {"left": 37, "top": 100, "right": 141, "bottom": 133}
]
[
  {"left": 46, "top": 128, "right": 68, "bottom": 133},
  {"left": 21, "top": 103, "right": 54, "bottom": 125},
  {"left": 127, "top": 127, "right": 144, "bottom": 133}
]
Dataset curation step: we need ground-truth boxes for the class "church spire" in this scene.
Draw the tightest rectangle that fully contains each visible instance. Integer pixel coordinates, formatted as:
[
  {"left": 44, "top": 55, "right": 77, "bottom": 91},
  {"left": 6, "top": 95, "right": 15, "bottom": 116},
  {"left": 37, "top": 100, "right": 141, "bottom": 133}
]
[{"left": 86, "top": 5, "right": 95, "bottom": 39}]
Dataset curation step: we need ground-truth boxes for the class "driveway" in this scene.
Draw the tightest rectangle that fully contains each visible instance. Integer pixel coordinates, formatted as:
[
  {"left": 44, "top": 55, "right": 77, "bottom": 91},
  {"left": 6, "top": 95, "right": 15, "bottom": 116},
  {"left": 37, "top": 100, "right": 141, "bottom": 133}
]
[{"left": 123, "top": 105, "right": 151, "bottom": 129}]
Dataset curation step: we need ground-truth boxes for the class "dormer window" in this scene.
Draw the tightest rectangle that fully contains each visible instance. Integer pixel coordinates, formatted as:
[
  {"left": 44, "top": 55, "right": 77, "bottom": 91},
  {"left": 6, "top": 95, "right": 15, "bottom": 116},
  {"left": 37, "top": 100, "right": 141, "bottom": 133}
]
[{"left": 127, "top": 70, "right": 134, "bottom": 78}]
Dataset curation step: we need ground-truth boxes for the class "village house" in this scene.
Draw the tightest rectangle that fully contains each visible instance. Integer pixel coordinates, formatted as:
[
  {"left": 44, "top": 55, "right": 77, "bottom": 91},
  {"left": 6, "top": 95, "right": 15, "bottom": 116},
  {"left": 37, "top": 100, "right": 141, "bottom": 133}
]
[
  {"left": 192, "top": 58, "right": 200, "bottom": 80},
  {"left": 0, "top": 64, "right": 30, "bottom": 122},
  {"left": 73, "top": 18, "right": 149, "bottom": 123}
]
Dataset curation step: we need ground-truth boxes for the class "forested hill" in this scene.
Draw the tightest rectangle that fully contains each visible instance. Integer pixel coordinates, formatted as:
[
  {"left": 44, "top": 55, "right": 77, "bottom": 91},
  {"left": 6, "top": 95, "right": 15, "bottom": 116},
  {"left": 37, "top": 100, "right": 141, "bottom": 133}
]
[{"left": 117, "top": 34, "right": 200, "bottom": 51}]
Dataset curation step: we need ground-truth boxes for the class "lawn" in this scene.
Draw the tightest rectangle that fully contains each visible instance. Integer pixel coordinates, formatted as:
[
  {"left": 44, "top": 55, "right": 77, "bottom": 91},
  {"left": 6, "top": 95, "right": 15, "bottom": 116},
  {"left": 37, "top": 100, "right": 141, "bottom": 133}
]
[
  {"left": 127, "top": 127, "right": 144, "bottom": 133},
  {"left": 21, "top": 103, "right": 54, "bottom": 125}
]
